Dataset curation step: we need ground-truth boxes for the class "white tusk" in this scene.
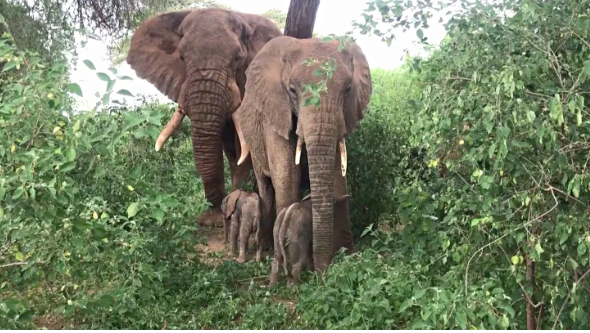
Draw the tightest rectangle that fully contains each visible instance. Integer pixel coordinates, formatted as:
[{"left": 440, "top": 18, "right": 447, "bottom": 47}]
[
  {"left": 233, "top": 113, "right": 250, "bottom": 166},
  {"left": 295, "top": 137, "right": 303, "bottom": 165},
  {"left": 155, "top": 108, "right": 185, "bottom": 151},
  {"left": 339, "top": 138, "right": 347, "bottom": 177}
]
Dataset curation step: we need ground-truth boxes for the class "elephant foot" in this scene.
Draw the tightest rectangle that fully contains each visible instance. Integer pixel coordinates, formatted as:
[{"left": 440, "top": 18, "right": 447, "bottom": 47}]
[
  {"left": 199, "top": 210, "right": 224, "bottom": 228},
  {"left": 236, "top": 255, "right": 246, "bottom": 263},
  {"left": 269, "top": 275, "right": 278, "bottom": 288}
]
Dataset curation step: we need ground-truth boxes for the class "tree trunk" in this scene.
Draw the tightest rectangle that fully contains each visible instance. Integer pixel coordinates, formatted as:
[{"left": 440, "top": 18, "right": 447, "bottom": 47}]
[{"left": 283, "top": 0, "right": 320, "bottom": 39}]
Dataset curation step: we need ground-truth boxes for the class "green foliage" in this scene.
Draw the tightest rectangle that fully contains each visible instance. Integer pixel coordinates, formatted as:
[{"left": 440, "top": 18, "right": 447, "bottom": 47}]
[
  {"left": 0, "top": 0, "right": 73, "bottom": 66},
  {"left": 262, "top": 8, "right": 287, "bottom": 30},
  {"left": 342, "top": 0, "right": 590, "bottom": 329}
]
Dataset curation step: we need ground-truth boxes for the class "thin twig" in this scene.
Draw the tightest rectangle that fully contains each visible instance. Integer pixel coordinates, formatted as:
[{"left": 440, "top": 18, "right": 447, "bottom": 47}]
[
  {"left": 552, "top": 268, "right": 590, "bottom": 330},
  {"left": 464, "top": 233, "right": 509, "bottom": 294}
]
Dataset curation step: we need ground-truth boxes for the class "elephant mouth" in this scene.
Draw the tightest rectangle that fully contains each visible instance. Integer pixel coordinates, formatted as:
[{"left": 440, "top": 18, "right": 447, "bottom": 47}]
[
  {"left": 294, "top": 136, "right": 347, "bottom": 177},
  {"left": 154, "top": 108, "right": 250, "bottom": 163}
]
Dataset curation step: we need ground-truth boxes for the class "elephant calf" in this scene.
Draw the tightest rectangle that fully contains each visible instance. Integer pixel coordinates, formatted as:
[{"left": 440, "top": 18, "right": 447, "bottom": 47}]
[
  {"left": 221, "top": 190, "right": 261, "bottom": 263},
  {"left": 270, "top": 194, "right": 350, "bottom": 288}
]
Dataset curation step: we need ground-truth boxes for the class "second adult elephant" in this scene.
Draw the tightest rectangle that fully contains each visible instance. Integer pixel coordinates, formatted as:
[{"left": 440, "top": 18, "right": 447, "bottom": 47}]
[
  {"left": 235, "top": 37, "right": 372, "bottom": 271},
  {"left": 127, "top": 9, "right": 282, "bottom": 226}
]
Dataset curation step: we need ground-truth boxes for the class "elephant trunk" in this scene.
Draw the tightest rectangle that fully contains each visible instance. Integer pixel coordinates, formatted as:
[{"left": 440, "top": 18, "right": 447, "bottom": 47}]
[
  {"left": 303, "top": 100, "right": 339, "bottom": 273},
  {"left": 183, "top": 68, "right": 233, "bottom": 209}
]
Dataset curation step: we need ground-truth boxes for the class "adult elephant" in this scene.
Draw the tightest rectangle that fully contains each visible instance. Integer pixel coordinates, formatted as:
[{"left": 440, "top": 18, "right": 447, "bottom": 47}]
[
  {"left": 126, "top": 9, "right": 282, "bottom": 226},
  {"left": 235, "top": 36, "right": 372, "bottom": 271}
]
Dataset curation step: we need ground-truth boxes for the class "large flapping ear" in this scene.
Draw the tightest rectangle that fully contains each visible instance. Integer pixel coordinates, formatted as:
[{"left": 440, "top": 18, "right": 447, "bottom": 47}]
[
  {"left": 239, "top": 36, "right": 297, "bottom": 140},
  {"left": 126, "top": 11, "right": 190, "bottom": 102},
  {"left": 341, "top": 42, "right": 373, "bottom": 134},
  {"left": 237, "top": 13, "right": 283, "bottom": 68}
]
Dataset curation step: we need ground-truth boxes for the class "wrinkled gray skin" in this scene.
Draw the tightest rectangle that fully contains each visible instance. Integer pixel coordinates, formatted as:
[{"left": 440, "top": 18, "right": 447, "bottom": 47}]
[
  {"left": 270, "top": 194, "right": 350, "bottom": 288},
  {"left": 221, "top": 190, "right": 261, "bottom": 263}
]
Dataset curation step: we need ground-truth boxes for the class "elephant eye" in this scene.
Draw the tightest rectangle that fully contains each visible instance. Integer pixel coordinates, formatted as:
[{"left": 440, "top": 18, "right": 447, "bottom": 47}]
[{"left": 179, "top": 55, "right": 185, "bottom": 62}]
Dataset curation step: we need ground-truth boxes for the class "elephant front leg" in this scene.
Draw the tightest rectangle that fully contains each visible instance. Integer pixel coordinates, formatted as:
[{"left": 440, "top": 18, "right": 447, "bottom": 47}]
[
  {"left": 253, "top": 170, "right": 275, "bottom": 261},
  {"left": 237, "top": 217, "right": 251, "bottom": 263},
  {"left": 229, "top": 214, "right": 240, "bottom": 255}
]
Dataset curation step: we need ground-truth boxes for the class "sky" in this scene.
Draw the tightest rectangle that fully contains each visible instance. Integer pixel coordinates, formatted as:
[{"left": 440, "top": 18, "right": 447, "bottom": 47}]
[{"left": 69, "top": 0, "right": 448, "bottom": 110}]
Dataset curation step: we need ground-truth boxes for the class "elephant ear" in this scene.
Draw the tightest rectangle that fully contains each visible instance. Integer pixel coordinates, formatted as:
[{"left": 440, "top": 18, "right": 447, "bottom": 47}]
[
  {"left": 241, "top": 36, "right": 297, "bottom": 140},
  {"left": 224, "top": 190, "right": 241, "bottom": 219},
  {"left": 126, "top": 11, "right": 189, "bottom": 102},
  {"left": 341, "top": 42, "right": 372, "bottom": 134},
  {"left": 237, "top": 13, "right": 283, "bottom": 68}
]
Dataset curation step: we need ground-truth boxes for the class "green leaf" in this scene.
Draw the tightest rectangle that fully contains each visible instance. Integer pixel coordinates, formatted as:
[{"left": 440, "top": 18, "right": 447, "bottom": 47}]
[
  {"left": 416, "top": 28, "right": 424, "bottom": 40},
  {"left": 127, "top": 202, "right": 140, "bottom": 218},
  {"left": 2, "top": 61, "right": 16, "bottom": 72},
  {"left": 83, "top": 59, "right": 96, "bottom": 70},
  {"left": 59, "top": 161, "right": 76, "bottom": 173},
  {"left": 535, "top": 243, "right": 544, "bottom": 256},
  {"left": 68, "top": 83, "right": 83, "bottom": 97},
  {"left": 577, "top": 242, "right": 586, "bottom": 257},
  {"left": 584, "top": 60, "right": 590, "bottom": 77},
  {"left": 13, "top": 186, "right": 24, "bottom": 199},
  {"left": 154, "top": 208, "right": 165, "bottom": 225},
  {"left": 0, "top": 206, "right": 4, "bottom": 218},
  {"left": 117, "top": 89, "right": 134, "bottom": 97},
  {"left": 511, "top": 255, "right": 519, "bottom": 265},
  {"left": 573, "top": 178, "right": 581, "bottom": 198},
  {"left": 133, "top": 128, "right": 147, "bottom": 139},
  {"left": 102, "top": 92, "right": 111, "bottom": 105},
  {"left": 0, "top": 186, "right": 5, "bottom": 200},
  {"left": 106, "top": 79, "right": 116, "bottom": 92},
  {"left": 15, "top": 252, "right": 23, "bottom": 262},
  {"left": 97, "top": 72, "right": 111, "bottom": 82},
  {"left": 66, "top": 148, "right": 76, "bottom": 162},
  {"left": 119, "top": 75, "right": 133, "bottom": 80}
]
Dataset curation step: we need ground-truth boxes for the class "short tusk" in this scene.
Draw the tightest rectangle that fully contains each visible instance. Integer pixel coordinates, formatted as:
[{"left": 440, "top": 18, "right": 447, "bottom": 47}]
[
  {"left": 155, "top": 107, "right": 185, "bottom": 151},
  {"left": 233, "top": 113, "right": 250, "bottom": 165},
  {"left": 339, "top": 138, "right": 347, "bottom": 177},
  {"left": 295, "top": 137, "right": 303, "bottom": 165}
]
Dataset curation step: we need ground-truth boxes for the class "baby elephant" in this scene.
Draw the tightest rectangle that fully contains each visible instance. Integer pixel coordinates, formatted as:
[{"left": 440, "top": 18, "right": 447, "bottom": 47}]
[
  {"left": 269, "top": 194, "right": 351, "bottom": 288},
  {"left": 220, "top": 190, "right": 261, "bottom": 263}
]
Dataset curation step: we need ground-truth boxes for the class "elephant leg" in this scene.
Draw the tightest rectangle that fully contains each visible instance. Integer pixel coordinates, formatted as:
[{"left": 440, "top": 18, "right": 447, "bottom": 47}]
[
  {"left": 254, "top": 172, "right": 274, "bottom": 261},
  {"left": 237, "top": 216, "right": 251, "bottom": 263},
  {"left": 266, "top": 130, "right": 301, "bottom": 222},
  {"left": 333, "top": 149, "right": 355, "bottom": 254},
  {"left": 223, "top": 217, "right": 230, "bottom": 244},
  {"left": 230, "top": 214, "right": 239, "bottom": 255},
  {"left": 290, "top": 262, "right": 304, "bottom": 288},
  {"left": 270, "top": 207, "right": 287, "bottom": 287},
  {"left": 222, "top": 121, "right": 252, "bottom": 190}
]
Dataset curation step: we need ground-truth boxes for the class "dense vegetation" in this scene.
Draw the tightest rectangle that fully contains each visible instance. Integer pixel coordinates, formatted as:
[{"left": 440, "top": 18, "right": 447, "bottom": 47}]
[{"left": 2, "top": 0, "right": 590, "bottom": 329}]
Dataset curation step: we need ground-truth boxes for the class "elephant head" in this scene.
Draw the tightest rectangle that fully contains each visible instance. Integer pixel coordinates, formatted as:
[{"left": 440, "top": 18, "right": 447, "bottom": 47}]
[
  {"left": 236, "top": 36, "right": 372, "bottom": 271},
  {"left": 127, "top": 9, "right": 282, "bottom": 218}
]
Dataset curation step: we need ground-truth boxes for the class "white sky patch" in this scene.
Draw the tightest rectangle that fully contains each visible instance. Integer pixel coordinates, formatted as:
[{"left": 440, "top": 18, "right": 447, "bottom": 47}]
[{"left": 69, "top": 0, "right": 448, "bottom": 110}]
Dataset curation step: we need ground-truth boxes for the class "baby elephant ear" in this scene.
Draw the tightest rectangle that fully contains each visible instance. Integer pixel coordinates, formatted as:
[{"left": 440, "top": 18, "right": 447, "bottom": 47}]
[{"left": 224, "top": 191, "right": 241, "bottom": 219}]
